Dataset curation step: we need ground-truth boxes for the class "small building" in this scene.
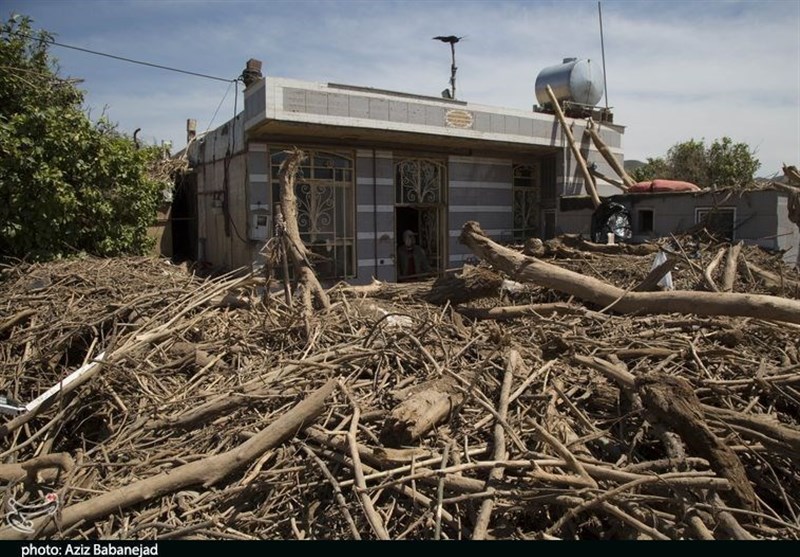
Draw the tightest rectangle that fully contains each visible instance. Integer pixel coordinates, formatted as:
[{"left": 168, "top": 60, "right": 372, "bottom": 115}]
[
  {"left": 559, "top": 188, "right": 800, "bottom": 267},
  {"left": 183, "top": 58, "right": 625, "bottom": 284}
]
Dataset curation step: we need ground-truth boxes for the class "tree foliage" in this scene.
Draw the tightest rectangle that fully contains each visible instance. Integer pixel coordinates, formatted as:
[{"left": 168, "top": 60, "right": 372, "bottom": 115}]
[
  {"left": 630, "top": 137, "right": 760, "bottom": 189},
  {"left": 0, "top": 14, "right": 165, "bottom": 261}
]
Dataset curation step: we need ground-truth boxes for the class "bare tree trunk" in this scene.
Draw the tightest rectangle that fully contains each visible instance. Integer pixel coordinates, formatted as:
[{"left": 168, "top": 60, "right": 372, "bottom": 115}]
[
  {"left": 460, "top": 221, "right": 800, "bottom": 324},
  {"left": 278, "top": 148, "right": 330, "bottom": 312}
]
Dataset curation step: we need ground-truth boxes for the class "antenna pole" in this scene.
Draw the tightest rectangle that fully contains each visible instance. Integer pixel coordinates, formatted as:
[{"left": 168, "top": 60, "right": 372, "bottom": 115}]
[
  {"left": 450, "top": 42, "right": 457, "bottom": 99},
  {"left": 598, "top": 1, "right": 609, "bottom": 110}
]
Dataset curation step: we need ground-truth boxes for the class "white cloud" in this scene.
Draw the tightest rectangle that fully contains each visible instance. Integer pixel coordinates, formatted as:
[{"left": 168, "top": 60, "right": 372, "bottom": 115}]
[{"left": 5, "top": 0, "right": 798, "bottom": 174}]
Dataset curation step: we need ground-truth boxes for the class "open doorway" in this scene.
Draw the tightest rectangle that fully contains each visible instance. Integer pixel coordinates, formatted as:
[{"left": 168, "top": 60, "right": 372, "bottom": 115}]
[
  {"left": 394, "top": 158, "right": 446, "bottom": 282},
  {"left": 170, "top": 173, "right": 197, "bottom": 261},
  {"left": 395, "top": 206, "right": 440, "bottom": 282}
]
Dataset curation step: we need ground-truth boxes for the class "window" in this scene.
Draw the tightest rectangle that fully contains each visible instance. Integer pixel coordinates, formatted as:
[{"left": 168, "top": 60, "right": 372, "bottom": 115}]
[
  {"left": 695, "top": 207, "right": 735, "bottom": 240},
  {"left": 540, "top": 156, "right": 557, "bottom": 201},
  {"left": 270, "top": 149, "right": 355, "bottom": 280},
  {"left": 512, "top": 163, "right": 540, "bottom": 241},
  {"left": 395, "top": 159, "right": 444, "bottom": 204},
  {"left": 638, "top": 209, "right": 654, "bottom": 234}
]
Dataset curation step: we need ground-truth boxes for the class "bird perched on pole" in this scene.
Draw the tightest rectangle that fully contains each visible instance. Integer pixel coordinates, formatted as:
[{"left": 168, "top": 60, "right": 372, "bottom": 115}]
[
  {"left": 433, "top": 35, "right": 462, "bottom": 44},
  {"left": 433, "top": 35, "right": 464, "bottom": 99}
]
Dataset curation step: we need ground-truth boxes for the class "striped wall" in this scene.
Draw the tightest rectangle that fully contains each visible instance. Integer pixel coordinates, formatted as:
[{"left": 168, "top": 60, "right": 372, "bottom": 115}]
[
  {"left": 355, "top": 150, "right": 396, "bottom": 282},
  {"left": 447, "top": 156, "right": 514, "bottom": 266}
]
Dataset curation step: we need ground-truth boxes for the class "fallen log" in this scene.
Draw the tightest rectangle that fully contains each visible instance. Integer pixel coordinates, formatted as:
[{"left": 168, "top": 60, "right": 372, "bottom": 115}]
[
  {"left": 456, "top": 302, "right": 607, "bottom": 321},
  {"left": 423, "top": 266, "right": 503, "bottom": 306},
  {"left": 381, "top": 379, "right": 463, "bottom": 447},
  {"left": 574, "top": 355, "right": 800, "bottom": 462},
  {"left": 635, "top": 372, "right": 759, "bottom": 513},
  {"left": 0, "top": 379, "right": 337, "bottom": 540},
  {"left": 334, "top": 265, "right": 504, "bottom": 307},
  {"left": 703, "top": 247, "right": 726, "bottom": 292},
  {"left": 745, "top": 260, "right": 800, "bottom": 293},
  {"left": 0, "top": 453, "right": 74, "bottom": 483},
  {"left": 526, "top": 234, "right": 660, "bottom": 257},
  {"left": 460, "top": 221, "right": 800, "bottom": 324}
]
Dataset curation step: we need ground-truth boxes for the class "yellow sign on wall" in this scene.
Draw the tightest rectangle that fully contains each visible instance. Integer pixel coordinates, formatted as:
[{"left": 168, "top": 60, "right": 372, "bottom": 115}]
[{"left": 445, "top": 109, "right": 474, "bottom": 129}]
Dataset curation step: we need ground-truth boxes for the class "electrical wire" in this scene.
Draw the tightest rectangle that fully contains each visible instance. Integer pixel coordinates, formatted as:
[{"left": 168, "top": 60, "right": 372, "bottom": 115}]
[
  {"left": 204, "top": 79, "right": 236, "bottom": 135},
  {"left": 7, "top": 29, "right": 236, "bottom": 83}
]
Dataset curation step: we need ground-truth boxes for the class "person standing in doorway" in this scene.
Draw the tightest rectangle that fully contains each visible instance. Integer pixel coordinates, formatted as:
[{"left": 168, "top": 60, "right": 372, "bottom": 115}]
[{"left": 397, "top": 229, "right": 432, "bottom": 280}]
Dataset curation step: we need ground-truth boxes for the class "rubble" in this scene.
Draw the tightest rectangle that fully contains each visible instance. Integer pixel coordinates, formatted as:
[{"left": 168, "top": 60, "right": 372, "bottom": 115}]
[{"left": 1, "top": 226, "right": 800, "bottom": 540}]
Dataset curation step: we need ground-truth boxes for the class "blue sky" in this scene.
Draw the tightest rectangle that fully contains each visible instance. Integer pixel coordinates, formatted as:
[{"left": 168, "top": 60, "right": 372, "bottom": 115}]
[{"left": 5, "top": 0, "right": 799, "bottom": 175}]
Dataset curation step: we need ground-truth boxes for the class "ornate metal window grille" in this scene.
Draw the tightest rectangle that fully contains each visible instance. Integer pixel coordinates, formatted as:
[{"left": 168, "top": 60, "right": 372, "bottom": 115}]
[
  {"left": 395, "top": 159, "right": 445, "bottom": 204},
  {"left": 512, "top": 163, "right": 540, "bottom": 241},
  {"left": 270, "top": 149, "right": 355, "bottom": 280}
]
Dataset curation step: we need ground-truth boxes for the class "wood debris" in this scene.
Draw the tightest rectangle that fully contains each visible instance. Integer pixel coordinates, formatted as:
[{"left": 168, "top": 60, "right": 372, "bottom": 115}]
[{"left": 1, "top": 223, "right": 800, "bottom": 540}]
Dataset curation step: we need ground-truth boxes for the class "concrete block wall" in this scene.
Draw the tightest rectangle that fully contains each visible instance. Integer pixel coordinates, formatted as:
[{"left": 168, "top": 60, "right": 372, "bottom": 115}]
[{"left": 447, "top": 156, "right": 513, "bottom": 266}]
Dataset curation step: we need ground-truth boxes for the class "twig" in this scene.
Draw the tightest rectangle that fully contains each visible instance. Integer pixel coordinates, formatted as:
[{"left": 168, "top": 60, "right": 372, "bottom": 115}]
[
  {"left": 472, "top": 349, "right": 517, "bottom": 539},
  {"left": 300, "top": 444, "right": 361, "bottom": 539}
]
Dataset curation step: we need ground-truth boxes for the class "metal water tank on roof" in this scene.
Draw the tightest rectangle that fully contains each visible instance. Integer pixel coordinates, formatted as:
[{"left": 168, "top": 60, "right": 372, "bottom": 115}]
[{"left": 535, "top": 57, "right": 604, "bottom": 107}]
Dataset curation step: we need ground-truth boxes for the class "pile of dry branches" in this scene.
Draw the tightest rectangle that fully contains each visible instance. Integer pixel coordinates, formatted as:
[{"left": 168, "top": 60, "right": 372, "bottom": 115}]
[{"left": 1, "top": 221, "right": 799, "bottom": 540}]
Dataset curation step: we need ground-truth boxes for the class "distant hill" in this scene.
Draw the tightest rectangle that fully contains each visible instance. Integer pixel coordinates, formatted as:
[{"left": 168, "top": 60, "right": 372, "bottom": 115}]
[{"left": 624, "top": 160, "right": 646, "bottom": 173}]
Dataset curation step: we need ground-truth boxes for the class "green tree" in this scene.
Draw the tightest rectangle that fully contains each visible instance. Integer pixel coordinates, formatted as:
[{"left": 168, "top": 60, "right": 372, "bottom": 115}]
[
  {"left": 630, "top": 157, "right": 669, "bottom": 182},
  {"left": 706, "top": 136, "right": 760, "bottom": 189},
  {"left": 667, "top": 139, "right": 708, "bottom": 185},
  {"left": 630, "top": 137, "right": 760, "bottom": 188},
  {"left": 0, "top": 14, "right": 165, "bottom": 261}
]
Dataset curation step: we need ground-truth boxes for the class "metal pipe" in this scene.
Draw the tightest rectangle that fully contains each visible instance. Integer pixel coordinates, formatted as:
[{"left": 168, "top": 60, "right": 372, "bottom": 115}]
[{"left": 598, "top": 1, "right": 609, "bottom": 110}]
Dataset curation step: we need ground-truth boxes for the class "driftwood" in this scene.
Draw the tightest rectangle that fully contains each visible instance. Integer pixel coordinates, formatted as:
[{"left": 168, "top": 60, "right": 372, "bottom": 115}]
[
  {"left": 381, "top": 379, "right": 464, "bottom": 447},
  {"left": 2, "top": 241, "right": 800, "bottom": 540},
  {"left": 0, "top": 379, "right": 336, "bottom": 540},
  {"left": 526, "top": 234, "right": 660, "bottom": 257},
  {"left": 745, "top": 260, "right": 800, "bottom": 293},
  {"left": 589, "top": 165, "right": 625, "bottom": 191},
  {"left": 460, "top": 221, "right": 800, "bottom": 324},
  {"left": 0, "top": 453, "right": 74, "bottom": 483},
  {"left": 456, "top": 302, "right": 606, "bottom": 321},
  {"left": 635, "top": 372, "right": 758, "bottom": 512},
  {"left": 0, "top": 309, "right": 36, "bottom": 335},
  {"left": 424, "top": 266, "right": 503, "bottom": 306},
  {"left": 335, "top": 265, "right": 505, "bottom": 308},
  {"left": 575, "top": 354, "right": 800, "bottom": 462}
]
